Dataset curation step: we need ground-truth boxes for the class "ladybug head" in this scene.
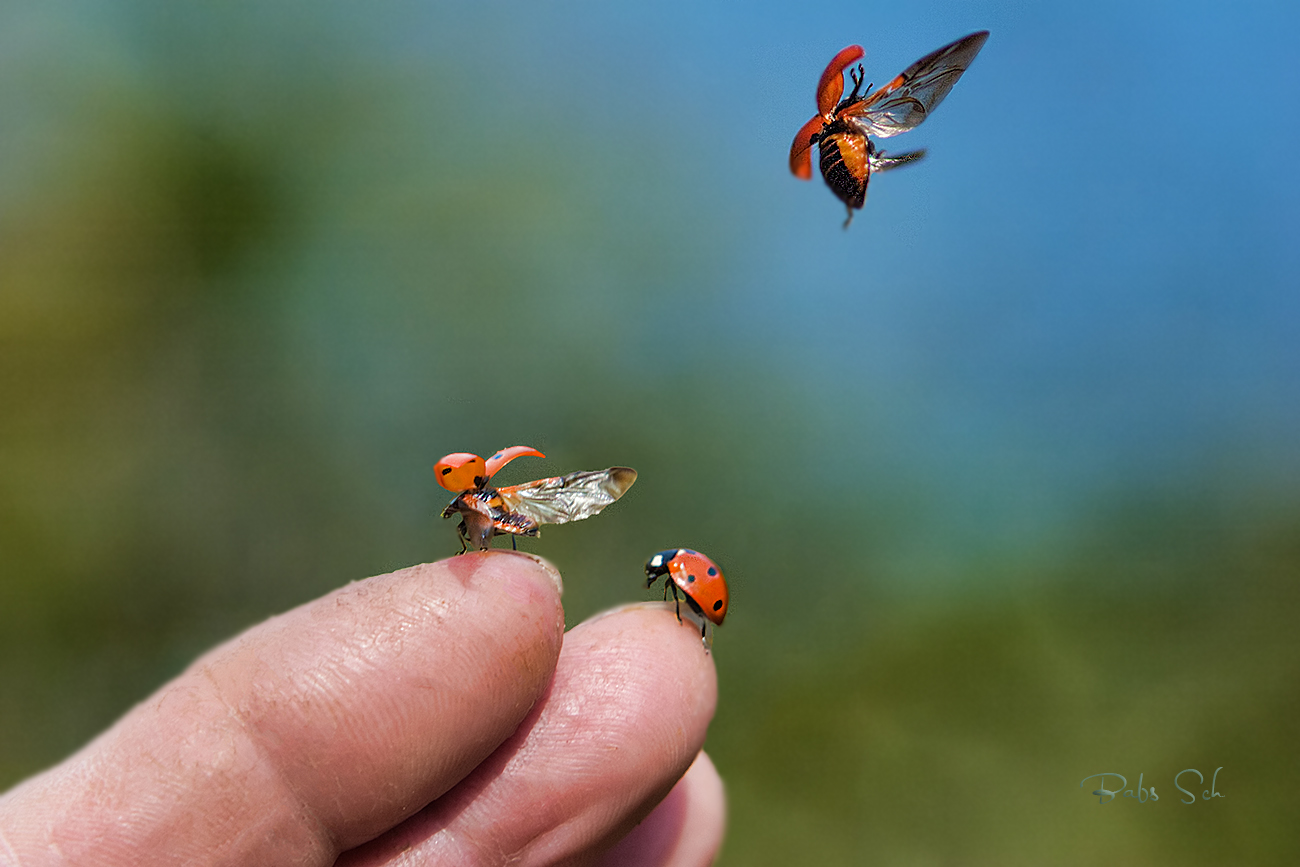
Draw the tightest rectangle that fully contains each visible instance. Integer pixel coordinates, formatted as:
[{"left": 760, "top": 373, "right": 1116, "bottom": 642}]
[
  {"left": 434, "top": 452, "right": 488, "bottom": 492},
  {"left": 644, "top": 549, "right": 680, "bottom": 587}
]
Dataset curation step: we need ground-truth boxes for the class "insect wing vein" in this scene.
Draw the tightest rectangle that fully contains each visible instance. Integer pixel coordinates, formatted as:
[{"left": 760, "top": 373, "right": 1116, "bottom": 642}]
[
  {"left": 844, "top": 30, "right": 988, "bottom": 139},
  {"left": 498, "top": 468, "right": 636, "bottom": 526}
]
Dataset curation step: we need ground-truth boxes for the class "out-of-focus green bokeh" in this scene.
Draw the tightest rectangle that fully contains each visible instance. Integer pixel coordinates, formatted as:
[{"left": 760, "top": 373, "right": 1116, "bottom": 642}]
[{"left": 2, "top": 2, "right": 1298, "bottom": 864}]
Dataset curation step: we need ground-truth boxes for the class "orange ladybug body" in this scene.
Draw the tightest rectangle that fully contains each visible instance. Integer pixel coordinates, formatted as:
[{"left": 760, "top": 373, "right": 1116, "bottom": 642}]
[
  {"left": 436, "top": 446, "right": 636, "bottom": 552},
  {"left": 789, "top": 31, "right": 988, "bottom": 226},
  {"left": 645, "top": 548, "right": 728, "bottom": 646}
]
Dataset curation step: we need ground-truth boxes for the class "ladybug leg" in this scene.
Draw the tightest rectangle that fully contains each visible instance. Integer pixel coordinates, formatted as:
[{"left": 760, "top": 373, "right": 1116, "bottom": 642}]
[
  {"left": 668, "top": 584, "right": 683, "bottom": 623},
  {"left": 510, "top": 535, "right": 518, "bottom": 551},
  {"left": 846, "top": 64, "right": 867, "bottom": 102},
  {"left": 460, "top": 511, "right": 495, "bottom": 551},
  {"left": 455, "top": 519, "right": 470, "bottom": 554}
]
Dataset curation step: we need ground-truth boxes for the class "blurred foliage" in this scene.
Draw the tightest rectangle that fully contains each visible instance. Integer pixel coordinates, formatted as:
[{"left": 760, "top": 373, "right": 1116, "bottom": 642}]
[
  {"left": 712, "top": 498, "right": 1300, "bottom": 864},
  {"left": 1, "top": 4, "right": 1298, "bottom": 865}
]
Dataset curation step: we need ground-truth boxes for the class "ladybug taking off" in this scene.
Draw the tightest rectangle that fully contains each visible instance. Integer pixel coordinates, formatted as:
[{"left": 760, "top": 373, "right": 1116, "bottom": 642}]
[
  {"left": 436, "top": 446, "right": 636, "bottom": 552},
  {"left": 645, "top": 549, "right": 729, "bottom": 649},
  {"left": 789, "top": 31, "right": 989, "bottom": 226}
]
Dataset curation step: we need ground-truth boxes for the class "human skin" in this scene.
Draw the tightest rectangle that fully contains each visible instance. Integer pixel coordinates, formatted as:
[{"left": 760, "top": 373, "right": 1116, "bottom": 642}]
[{"left": 0, "top": 551, "right": 725, "bottom": 866}]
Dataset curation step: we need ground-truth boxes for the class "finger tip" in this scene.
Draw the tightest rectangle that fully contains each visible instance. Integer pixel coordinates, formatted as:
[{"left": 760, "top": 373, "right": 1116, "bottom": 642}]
[
  {"left": 195, "top": 554, "right": 570, "bottom": 846},
  {"left": 353, "top": 604, "right": 720, "bottom": 867},
  {"left": 594, "top": 751, "right": 727, "bottom": 867},
  {"left": 506, "top": 551, "right": 565, "bottom": 597},
  {"left": 572, "top": 603, "right": 719, "bottom": 728},
  {"left": 430, "top": 550, "right": 565, "bottom": 629},
  {"left": 457, "top": 549, "right": 563, "bottom": 595},
  {"left": 683, "top": 751, "right": 726, "bottom": 849},
  {"left": 630, "top": 602, "right": 723, "bottom": 670}
]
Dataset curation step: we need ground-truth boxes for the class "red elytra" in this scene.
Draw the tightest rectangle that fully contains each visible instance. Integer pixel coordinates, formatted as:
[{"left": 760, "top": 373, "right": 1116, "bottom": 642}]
[
  {"left": 645, "top": 548, "right": 729, "bottom": 639},
  {"left": 434, "top": 446, "right": 545, "bottom": 493},
  {"left": 789, "top": 31, "right": 989, "bottom": 227}
]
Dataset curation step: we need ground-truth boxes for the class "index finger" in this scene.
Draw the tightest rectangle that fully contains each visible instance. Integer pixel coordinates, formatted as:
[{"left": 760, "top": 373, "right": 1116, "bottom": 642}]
[{"left": 0, "top": 551, "right": 566, "bottom": 865}]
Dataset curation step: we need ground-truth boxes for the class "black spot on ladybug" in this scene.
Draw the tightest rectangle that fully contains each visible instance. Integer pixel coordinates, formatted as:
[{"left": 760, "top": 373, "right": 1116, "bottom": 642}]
[
  {"left": 713, "top": 600, "right": 723, "bottom": 611},
  {"left": 440, "top": 467, "right": 452, "bottom": 475},
  {"left": 687, "top": 574, "right": 696, "bottom": 583},
  {"left": 707, "top": 567, "right": 718, "bottom": 576}
]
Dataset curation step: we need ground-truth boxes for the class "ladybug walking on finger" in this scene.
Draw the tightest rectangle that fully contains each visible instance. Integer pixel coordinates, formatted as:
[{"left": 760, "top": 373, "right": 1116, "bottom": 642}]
[{"left": 645, "top": 549, "right": 729, "bottom": 649}]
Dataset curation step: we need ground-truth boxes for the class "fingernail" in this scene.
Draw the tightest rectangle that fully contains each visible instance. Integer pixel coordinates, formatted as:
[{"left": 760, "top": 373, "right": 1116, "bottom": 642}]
[{"left": 509, "top": 551, "right": 564, "bottom": 596}]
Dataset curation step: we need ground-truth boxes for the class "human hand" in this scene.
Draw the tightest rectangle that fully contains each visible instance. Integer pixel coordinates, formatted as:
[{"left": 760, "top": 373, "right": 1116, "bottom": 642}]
[{"left": 0, "top": 552, "right": 725, "bottom": 866}]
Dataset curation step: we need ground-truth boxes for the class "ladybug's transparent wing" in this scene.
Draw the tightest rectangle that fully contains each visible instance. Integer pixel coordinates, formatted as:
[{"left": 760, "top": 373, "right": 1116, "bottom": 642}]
[
  {"left": 870, "top": 148, "right": 927, "bottom": 172},
  {"left": 497, "top": 468, "right": 637, "bottom": 526},
  {"left": 842, "top": 31, "right": 988, "bottom": 139}
]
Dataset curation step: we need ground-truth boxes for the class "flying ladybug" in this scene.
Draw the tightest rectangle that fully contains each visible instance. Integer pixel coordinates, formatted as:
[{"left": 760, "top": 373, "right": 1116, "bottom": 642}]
[
  {"left": 435, "top": 446, "right": 637, "bottom": 552},
  {"left": 789, "top": 30, "right": 989, "bottom": 226}
]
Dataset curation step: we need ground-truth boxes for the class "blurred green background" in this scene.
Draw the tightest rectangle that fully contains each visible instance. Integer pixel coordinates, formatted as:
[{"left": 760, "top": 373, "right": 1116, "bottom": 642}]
[{"left": 2, "top": 1, "right": 1298, "bottom": 864}]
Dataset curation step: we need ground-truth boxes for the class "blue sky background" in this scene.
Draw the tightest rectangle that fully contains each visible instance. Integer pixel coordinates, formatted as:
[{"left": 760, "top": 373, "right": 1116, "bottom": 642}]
[
  {"left": 5, "top": 2, "right": 1297, "bottom": 541},
  {"left": 385, "top": 0, "right": 1300, "bottom": 564}
]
